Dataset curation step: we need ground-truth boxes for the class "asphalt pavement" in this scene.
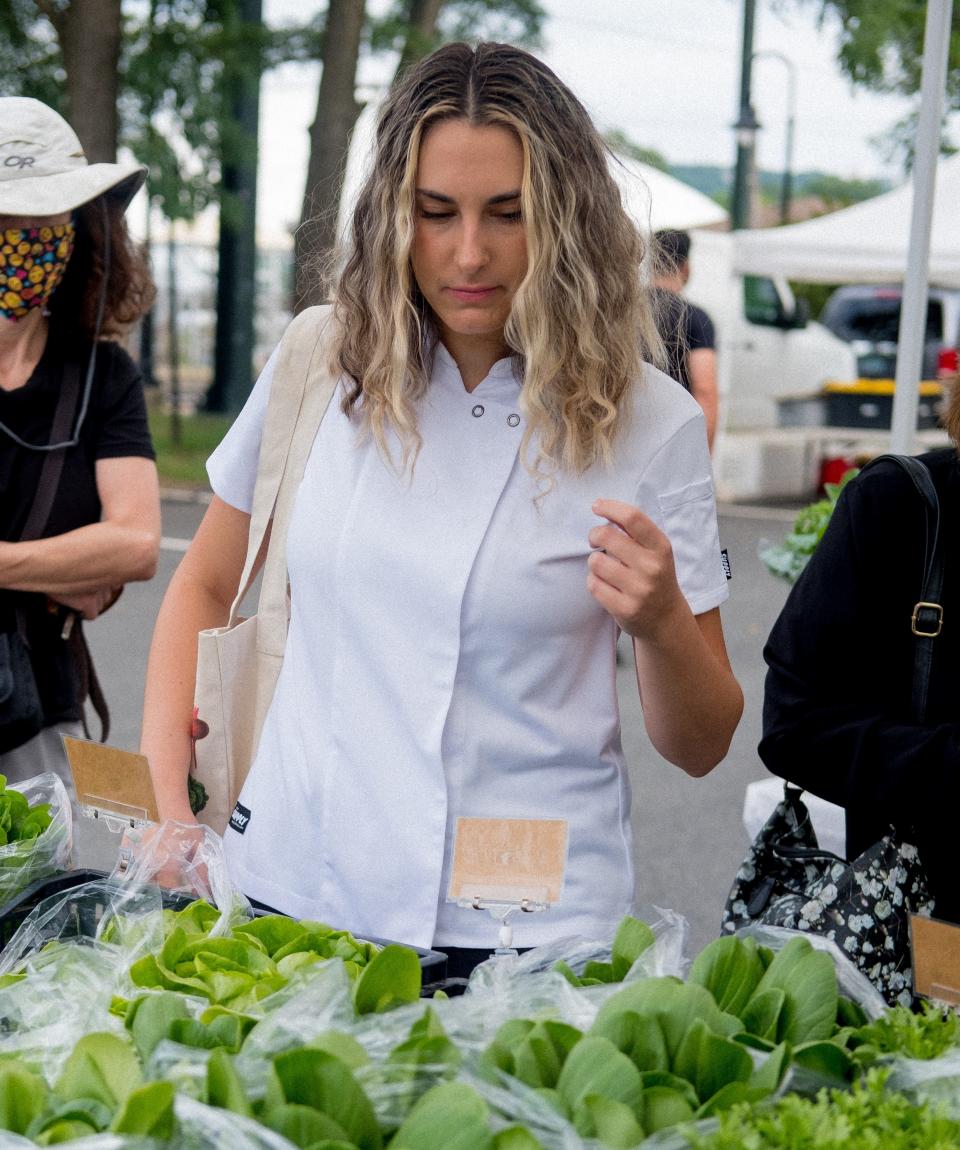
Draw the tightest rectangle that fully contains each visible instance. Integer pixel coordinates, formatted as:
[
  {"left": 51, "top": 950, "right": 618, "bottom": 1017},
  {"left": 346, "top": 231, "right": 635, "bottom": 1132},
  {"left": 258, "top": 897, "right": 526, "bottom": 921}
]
[{"left": 82, "top": 493, "right": 796, "bottom": 955}]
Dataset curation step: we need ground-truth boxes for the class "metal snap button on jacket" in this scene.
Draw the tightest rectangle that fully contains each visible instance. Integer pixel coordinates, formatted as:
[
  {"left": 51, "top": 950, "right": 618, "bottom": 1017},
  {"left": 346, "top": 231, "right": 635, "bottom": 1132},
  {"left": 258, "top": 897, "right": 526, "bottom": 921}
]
[
  {"left": 472, "top": 404, "right": 485, "bottom": 417},
  {"left": 507, "top": 413, "right": 520, "bottom": 427}
]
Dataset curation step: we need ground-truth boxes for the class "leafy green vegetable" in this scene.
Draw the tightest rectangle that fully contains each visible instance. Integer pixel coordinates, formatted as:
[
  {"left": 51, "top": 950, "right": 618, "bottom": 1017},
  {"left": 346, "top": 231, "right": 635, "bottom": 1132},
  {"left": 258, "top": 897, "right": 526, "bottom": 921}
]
[
  {"left": 483, "top": 1018, "right": 581, "bottom": 1089},
  {"left": 760, "top": 470, "right": 858, "bottom": 583},
  {"left": 688, "top": 935, "right": 766, "bottom": 1018},
  {"left": 266, "top": 1048, "right": 382, "bottom": 1150},
  {"left": 124, "top": 990, "right": 192, "bottom": 1061},
  {"left": 109, "top": 1081, "right": 176, "bottom": 1137},
  {"left": 0, "top": 1063, "right": 47, "bottom": 1135},
  {"left": 849, "top": 1001, "right": 960, "bottom": 1065},
  {"left": 746, "top": 937, "right": 838, "bottom": 1045},
  {"left": 353, "top": 944, "right": 421, "bottom": 1014},
  {"left": 391, "top": 1082, "right": 494, "bottom": 1150},
  {"left": 206, "top": 1048, "right": 254, "bottom": 1117},
  {"left": 53, "top": 1033, "right": 142, "bottom": 1110},
  {"left": 552, "top": 916, "right": 655, "bottom": 987},
  {"left": 556, "top": 1036, "right": 643, "bottom": 1116},
  {"left": 672, "top": 1019, "right": 754, "bottom": 1106},
  {"left": 685, "top": 1068, "right": 960, "bottom": 1148}
]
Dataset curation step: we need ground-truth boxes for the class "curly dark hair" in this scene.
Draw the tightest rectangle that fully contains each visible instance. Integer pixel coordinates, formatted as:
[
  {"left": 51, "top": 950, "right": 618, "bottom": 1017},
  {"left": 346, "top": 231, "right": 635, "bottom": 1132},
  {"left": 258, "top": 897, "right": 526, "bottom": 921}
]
[{"left": 49, "top": 194, "right": 155, "bottom": 340}]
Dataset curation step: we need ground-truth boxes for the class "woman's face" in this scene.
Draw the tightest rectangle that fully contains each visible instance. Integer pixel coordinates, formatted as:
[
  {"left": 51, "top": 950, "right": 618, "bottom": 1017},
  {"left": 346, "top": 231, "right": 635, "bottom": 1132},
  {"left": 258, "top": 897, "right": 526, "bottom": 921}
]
[{"left": 410, "top": 119, "right": 527, "bottom": 354}]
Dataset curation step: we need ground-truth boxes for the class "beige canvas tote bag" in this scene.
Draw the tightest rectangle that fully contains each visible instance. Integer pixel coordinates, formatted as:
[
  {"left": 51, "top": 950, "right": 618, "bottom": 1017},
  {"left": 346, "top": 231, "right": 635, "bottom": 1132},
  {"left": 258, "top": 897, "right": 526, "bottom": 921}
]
[{"left": 191, "top": 305, "right": 339, "bottom": 834}]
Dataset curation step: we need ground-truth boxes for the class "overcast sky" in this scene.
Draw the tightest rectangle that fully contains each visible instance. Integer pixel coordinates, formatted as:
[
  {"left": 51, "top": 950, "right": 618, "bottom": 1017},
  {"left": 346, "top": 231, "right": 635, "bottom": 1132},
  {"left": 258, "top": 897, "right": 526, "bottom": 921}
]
[{"left": 254, "top": 0, "right": 926, "bottom": 240}]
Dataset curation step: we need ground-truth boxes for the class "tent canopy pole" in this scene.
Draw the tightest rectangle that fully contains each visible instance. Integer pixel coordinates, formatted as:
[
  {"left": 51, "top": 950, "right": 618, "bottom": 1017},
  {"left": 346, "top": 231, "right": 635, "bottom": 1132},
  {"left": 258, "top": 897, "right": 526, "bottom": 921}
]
[{"left": 890, "top": 0, "right": 954, "bottom": 456}]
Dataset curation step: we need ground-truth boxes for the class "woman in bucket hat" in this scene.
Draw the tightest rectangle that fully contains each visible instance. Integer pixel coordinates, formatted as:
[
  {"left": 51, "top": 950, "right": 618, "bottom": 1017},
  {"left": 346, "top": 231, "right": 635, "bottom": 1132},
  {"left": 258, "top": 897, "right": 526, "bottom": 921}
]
[{"left": 0, "top": 98, "right": 160, "bottom": 801}]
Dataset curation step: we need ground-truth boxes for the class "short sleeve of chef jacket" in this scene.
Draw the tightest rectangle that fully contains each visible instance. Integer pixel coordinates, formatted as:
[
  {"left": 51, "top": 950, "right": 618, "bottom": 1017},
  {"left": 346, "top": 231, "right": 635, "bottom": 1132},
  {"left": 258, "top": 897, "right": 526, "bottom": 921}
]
[
  {"left": 208, "top": 352, "right": 729, "bottom": 618},
  {"left": 628, "top": 369, "right": 727, "bottom": 616},
  {"left": 206, "top": 347, "right": 279, "bottom": 513}
]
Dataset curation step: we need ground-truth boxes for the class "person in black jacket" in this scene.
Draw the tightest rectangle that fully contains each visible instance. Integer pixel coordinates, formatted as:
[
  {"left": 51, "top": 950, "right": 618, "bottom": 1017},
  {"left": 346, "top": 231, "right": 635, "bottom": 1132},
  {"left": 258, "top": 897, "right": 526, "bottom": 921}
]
[{"left": 760, "top": 383, "right": 960, "bottom": 922}]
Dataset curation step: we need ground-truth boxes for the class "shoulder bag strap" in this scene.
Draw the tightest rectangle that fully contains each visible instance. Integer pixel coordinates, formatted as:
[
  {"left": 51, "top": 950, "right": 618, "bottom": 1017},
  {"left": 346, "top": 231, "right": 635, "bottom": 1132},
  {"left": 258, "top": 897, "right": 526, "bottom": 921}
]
[
  {"left": 228, "top": 307, "right": 340, "bottom": 661},
  {"left": 15, "top": 362, "right": 82, "bottom": 642},
  {"left": 20, "top": 362, "right": 82, "bottom": 542},
  {"left": 227, "top": 305, "right": 336, "bottom": 622},
  {"left": 861, "top": 453, "right": 943, "bottom": 723}
]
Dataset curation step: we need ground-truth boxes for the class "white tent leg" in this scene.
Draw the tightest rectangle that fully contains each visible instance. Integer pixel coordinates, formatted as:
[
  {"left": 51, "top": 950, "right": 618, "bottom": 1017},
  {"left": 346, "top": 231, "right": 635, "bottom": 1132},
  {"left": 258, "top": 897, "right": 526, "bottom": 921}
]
[{"left": 890, "top": 0, "right": 954, "bottom": 456}]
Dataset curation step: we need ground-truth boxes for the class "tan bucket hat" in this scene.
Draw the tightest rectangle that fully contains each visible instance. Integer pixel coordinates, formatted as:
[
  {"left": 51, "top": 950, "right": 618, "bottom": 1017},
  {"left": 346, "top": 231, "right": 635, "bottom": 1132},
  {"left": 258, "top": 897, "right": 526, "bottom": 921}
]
[{"left": 0, "top": 97, "right": 146, "bottom": 217}]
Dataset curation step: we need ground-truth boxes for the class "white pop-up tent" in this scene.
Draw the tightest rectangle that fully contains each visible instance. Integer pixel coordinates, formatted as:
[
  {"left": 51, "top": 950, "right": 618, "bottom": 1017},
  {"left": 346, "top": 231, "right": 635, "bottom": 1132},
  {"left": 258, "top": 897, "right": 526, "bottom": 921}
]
[
  {"left": 338, "top": 102, "right": 728, "bottom": 237},
  {"left": 607, "top": 154, "right": 729, "bottom": 232},
  {"left": 732, "top": 151, "right": 960, "bottom": 288}
]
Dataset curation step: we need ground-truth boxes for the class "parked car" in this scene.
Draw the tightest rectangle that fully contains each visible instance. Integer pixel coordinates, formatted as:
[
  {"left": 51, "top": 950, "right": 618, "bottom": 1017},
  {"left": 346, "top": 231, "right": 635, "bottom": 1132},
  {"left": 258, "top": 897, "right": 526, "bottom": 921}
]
[{"left": 819, "top": 284, "right": 960, "bottom": 381}]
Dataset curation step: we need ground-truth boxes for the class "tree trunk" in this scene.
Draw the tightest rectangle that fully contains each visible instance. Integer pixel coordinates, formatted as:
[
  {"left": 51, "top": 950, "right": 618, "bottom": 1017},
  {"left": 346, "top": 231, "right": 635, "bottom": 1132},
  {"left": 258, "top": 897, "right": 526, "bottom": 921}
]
[
  {"left": 46, "top": 0, "right": 123, "bottom": 162},
  {"left": 206, "top": 0, "right": 263, "bottom": 414},
  {"left": 294, "top": 0, "right": 366, "bottom": 312},
  {"left": 393, "top": 0, "right": 444, "bottom": 82}
]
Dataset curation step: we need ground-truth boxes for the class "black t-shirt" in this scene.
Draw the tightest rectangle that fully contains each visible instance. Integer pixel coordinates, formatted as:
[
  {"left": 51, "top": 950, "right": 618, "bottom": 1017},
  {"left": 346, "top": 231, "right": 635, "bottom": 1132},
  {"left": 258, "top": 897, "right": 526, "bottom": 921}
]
[
  {"left": 652, "top": 288, "right": 716, "bottom": 391},
  {"left": 0, "top": 328, "right": 155, "bottom": 725}
]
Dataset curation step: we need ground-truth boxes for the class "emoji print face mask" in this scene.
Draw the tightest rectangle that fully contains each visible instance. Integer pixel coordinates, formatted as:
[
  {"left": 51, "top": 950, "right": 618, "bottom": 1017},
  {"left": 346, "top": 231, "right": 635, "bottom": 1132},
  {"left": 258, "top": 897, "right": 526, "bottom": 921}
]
[{"left": 0, "top": 223, "right": 75, "bottom": 322}]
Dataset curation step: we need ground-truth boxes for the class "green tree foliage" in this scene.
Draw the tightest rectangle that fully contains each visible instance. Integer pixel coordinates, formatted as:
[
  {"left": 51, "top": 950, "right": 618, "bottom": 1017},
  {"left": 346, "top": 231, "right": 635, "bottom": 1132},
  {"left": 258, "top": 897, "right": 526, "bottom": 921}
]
[
  {"left": 800, "top": 172, "right": 889, "bottom": 209},
  {"left": 369, "top": 0, "right": 545, "bottom": 62},
  {"left": 783, "top": 1, "right": 960, "bottom": 167},
  {"left": 0, "top": 1, "right": 65, "bottom": 111},
  {"left": 0, "top": 1, "right": 320, "bottom": 222},
  {"left": 799, "top": 1, "right": 960, "bottom": 106}
]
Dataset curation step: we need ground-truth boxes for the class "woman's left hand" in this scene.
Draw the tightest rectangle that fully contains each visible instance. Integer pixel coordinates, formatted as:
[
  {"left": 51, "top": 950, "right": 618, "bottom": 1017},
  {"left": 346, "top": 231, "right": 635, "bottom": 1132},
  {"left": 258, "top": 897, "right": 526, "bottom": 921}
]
[{"left": 587, "top": 498, "right": 686, "bottom": 643}]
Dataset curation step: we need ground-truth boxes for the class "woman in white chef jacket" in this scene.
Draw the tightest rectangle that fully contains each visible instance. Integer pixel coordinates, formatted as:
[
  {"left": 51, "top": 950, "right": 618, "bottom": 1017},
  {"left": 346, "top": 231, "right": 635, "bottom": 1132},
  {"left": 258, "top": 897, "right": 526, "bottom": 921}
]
[{"left": 141, "top": 42, "right": 743, "bottom": 974}]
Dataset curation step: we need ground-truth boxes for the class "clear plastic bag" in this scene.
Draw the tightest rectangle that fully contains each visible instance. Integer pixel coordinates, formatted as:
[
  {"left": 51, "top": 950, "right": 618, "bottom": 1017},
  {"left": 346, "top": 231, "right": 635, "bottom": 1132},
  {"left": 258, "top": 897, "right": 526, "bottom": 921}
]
[
  {"left": 114, "top": 820, "right": 251, "bottom": 935},
  {"left": 234, "top": 960, "right": 357, "bottom": 1086},
  {"left": 459, "top": 1066, "right": 591, "bottom": 1150},
  {"left": 173, "top": 1095, "right": 300, "bottom": 1150},
  {"left": 0, "top": 877, "right": 173, "bottom": 976},
  {"left": 0, "top": 772, "right": 73, "bottom": 907},
  {"left": 734, "top": 923, "right": 889, "bottom": 1019},
  {"left": 884, "top": 1048, "right": 960, "bottom": 1117},
  {"left": 0, "top": 941, "right": 125, "bottom": 1081}
]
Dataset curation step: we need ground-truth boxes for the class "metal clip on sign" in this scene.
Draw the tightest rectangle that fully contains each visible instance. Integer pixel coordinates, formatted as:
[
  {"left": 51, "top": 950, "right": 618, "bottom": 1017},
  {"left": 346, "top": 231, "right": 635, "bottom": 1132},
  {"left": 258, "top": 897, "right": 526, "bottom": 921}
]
[
  {"left": 458, "top": 891, "right": 550, "bottom": 954},
  {"left": 82, "top": 794, "right": 151, "bottom": 834}
]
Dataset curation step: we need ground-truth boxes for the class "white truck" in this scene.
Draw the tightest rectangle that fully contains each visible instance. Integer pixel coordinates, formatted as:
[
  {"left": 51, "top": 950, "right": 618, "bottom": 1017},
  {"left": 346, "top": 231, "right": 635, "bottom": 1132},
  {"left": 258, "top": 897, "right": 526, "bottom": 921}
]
[{"left": 684, "top": 229, "right": 861, "bottom": 501}]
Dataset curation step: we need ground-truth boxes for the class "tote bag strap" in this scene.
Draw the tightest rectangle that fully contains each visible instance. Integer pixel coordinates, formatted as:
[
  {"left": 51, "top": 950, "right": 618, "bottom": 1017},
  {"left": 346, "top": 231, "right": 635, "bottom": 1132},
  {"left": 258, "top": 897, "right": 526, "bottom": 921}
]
[
  {"left": 228, "top": 305, "right": 339, "bottom": 630},
  {"left": 257, "top": 315, "right": 341, "bottom": 657}
]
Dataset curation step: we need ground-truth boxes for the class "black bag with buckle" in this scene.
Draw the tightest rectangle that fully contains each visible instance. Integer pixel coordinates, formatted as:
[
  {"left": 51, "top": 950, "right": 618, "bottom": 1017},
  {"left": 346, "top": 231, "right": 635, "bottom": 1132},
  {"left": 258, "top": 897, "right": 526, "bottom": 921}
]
[
  {"left": 722, "top": 454, "right": 944, "bottom": 1007},
  {"left": 0, "top": 364, "right": 81, "bottom": 754}
]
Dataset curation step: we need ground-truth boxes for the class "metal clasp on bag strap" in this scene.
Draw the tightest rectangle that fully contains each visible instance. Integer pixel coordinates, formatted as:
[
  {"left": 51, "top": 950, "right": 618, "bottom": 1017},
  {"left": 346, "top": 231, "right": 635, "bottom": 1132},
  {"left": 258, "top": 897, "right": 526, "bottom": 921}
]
[{"left": 912, "top": 601, "right": 944, "bottom": 637}]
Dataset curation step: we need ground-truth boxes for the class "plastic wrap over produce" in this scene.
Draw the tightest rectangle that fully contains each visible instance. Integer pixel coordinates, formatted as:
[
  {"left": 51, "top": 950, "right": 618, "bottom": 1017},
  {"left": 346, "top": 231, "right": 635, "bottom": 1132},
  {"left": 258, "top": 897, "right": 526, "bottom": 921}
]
[
  {"left": 115, "top": 820, "right": 252, "bottom": 935},
  {"left": 734, "top": 923, "right": 888, "bottom": 1019},
  {"left": 885, "top": 1048, "right": 960, "bottom": 1118},
  {"left": 0, "top": 772, "right": 72, "bottom": 906},
  {"left": 173, "top": 1094, "right": 301, "bottom": 1150},
  {"left": 468, "top": 906, "right": 689, "bottom": 996}
]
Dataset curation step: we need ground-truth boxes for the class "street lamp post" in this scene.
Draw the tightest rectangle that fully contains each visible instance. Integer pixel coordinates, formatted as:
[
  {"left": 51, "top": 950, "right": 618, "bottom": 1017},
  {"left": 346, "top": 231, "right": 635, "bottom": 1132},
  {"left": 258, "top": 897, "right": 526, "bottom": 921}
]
[
  {"left": 753, "top": 50, "right": 797, "bottom": 225},
  {"left": 731, "top": 0, "right": 759, "bottom": 230}
]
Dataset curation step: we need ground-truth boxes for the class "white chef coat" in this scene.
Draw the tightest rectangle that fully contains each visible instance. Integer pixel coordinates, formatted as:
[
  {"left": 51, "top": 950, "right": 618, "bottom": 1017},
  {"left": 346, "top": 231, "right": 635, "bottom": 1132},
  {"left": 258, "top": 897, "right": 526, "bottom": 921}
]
[{"left": 207, "top": 340, "right": 728, "bottom": 950}]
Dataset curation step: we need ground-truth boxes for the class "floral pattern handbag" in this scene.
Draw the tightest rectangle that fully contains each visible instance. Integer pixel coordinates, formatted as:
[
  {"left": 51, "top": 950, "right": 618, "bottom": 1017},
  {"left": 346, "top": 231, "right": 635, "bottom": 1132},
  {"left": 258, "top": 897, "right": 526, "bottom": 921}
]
[
  {"left": 721, "top": 784, "right": 934, "bottom": 1007},
  {"left": 723, "top": 454, "right": 944, "bottom": 1008}
]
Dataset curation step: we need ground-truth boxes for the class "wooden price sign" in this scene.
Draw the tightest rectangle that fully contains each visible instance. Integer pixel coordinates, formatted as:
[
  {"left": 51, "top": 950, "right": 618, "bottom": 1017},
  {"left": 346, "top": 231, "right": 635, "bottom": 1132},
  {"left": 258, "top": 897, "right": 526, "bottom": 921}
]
[
  {"left": 62, "top": 735, "right": 160, "bottom": 825},
  {"left": 448, "top": 817, "right": 568, "bottom": 906}
]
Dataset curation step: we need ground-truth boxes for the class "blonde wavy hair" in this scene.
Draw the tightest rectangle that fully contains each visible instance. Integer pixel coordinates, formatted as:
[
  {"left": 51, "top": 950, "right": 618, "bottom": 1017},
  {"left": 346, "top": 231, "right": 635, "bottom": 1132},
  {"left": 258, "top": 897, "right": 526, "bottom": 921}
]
[{"left": 331, "top": 41, "right": 661, "bottom": 476}]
